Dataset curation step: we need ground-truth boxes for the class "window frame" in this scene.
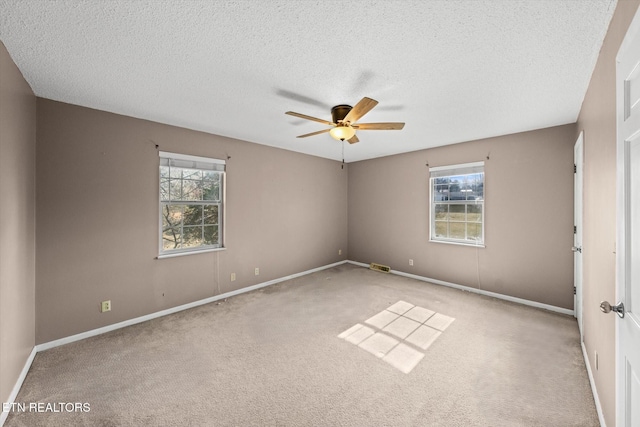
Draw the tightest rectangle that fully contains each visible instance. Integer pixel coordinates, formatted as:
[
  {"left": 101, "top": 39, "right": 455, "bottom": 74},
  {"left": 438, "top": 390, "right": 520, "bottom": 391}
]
[
  {"left": 429, "top": 161, "right": 485, "bottom": 247},
  {"left": 157, "top": 151, "right": 226, "bottom": 259}
]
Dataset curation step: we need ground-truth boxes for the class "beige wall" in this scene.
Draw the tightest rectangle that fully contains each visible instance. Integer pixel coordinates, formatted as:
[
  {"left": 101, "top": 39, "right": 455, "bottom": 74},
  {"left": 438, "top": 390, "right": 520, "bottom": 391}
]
[
  {"left": 0, "top": 43, "right": 36, "bottom": 406},
  {"left": 348, "top": 124, "right": 576, "bottom": 309},
  {"left": 577, "top": 0, "right": 640, "bottom": 425},
  {"left": 35, "top": 99, "right": 347, "bottom": 344}
]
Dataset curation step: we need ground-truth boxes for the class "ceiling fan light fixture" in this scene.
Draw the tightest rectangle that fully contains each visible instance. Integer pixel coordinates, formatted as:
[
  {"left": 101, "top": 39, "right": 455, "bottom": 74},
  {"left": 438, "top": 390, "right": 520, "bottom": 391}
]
[{"left": 329, "top": 125, "right": 356, "bottom": 141}]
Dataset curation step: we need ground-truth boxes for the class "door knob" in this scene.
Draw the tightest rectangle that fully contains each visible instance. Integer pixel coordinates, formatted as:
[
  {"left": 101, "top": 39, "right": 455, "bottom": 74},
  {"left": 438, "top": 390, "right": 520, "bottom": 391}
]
[
  {"left": 600, "top": 301, "right": 625, "bottom": 318},
  {"left": 572, "top": 246, "right": 582, "bottom": 253}
]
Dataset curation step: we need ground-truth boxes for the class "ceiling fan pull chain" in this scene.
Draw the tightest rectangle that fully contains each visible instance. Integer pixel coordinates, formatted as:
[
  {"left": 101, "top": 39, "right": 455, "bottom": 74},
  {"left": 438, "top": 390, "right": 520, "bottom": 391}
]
[{"left": 342, "top": 140, "right": 345, "bottom": 169}]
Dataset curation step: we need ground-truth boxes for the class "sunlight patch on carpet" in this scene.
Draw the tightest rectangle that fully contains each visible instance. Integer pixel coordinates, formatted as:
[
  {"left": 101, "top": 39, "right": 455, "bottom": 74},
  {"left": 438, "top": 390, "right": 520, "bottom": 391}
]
[{"left": 338, "top": 300, "right": 454, "bottom": 374}]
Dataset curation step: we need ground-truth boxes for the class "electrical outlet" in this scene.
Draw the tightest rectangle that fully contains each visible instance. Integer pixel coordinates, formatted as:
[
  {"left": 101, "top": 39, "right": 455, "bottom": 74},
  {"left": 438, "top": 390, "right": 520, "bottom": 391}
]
[
  {"left": 230, "top": 273, "right": 236, "bottom": 282},
  {"left": 255, "top": 268, "right": 259, "bottom": 276},
  {"left": 409, "top": 259, "right": 414, "bottom": 266},
  {"left": 339, "top": 249, "right": 342, "bottom": 255},
  {"left": 101, "top": 300, "right": 111, "bottom": 313}
]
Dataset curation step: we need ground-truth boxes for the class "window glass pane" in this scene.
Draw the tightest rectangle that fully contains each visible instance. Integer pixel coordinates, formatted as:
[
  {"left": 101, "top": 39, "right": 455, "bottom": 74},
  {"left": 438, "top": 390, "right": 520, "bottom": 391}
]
[
  {"left": 162, "top": 227, "right": 181, "bottom": 250},
  {"left": 467, "top": 204, "right": 482, "bottom": 222},
  {"left": 434, "top": 204, "right": 448, "bottom": 220},
  {"left": 163, "top": 204, "right": 183, "bottom": 227},
  {"left": 449, "top": 204, "right": 465, "bottom": 221},
  {"left": 204, "top": 225, "right": 219, "bottom": 245},
  {"left": 181, "top": 179, "right": 202, "bottom": 201},
  {"left": 169, "top": 179, "right": 182, "bottom": 200},
  {"left": 181, "top": 168, "right": 202, "bottom": 181},
  {"left": 160, "top": 179, "right": 169, "bottom": 200},
  {"left": 435, "top": 221, "right": 448, "bottom": 238},
  {"left": 204, "top": 205, "right": 219, "bottom": 224},
  {"left": 469, "top": 173, "right": 484, "bottom": 199},
  {"left": 450, "top": 222, "right": 466, "bottom": 239},
  {"left": 183, "top": 205, "right": 203, "bottom": 226},
  {"left": 202, "top": 179, "right": 220, "bottom": 201},
  {"left": 169, "top": 168, "right": 182, "bottom": 179},
  {"left": 460, "top": 177, "right": 475, "bottom": 200},
  {"left": 161, "top": 207, "right": 170, "bottom": 230},
  {"left": 467, "top": 223, "right": 482, "bottom": 240},
  {"left": 434, "top": 184, "right": 449, "bottom": 201},
  {"left": 160, "top": 165, "right": 170, "bottom": 180},
  {"left": 447, "top": 177, "right": 465, "bottom": 200},
  {"left": 183, "top": 226, "right": 203, "bottom": 248}
]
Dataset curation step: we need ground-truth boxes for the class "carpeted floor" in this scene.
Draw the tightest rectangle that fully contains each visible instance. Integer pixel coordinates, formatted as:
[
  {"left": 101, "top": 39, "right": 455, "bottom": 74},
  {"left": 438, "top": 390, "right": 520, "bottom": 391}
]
[{"left": 5, "top": 264, "right": 598, "bottom": 426}]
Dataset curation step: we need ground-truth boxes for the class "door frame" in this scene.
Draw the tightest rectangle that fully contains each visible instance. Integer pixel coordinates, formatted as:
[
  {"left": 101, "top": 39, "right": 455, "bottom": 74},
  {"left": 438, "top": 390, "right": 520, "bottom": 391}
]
[
  {"left": 574, "top": 131, "right": 584, "bottom": 339},
  {"left": 616, "top": 5, "right": 640, "bottom": 425}
]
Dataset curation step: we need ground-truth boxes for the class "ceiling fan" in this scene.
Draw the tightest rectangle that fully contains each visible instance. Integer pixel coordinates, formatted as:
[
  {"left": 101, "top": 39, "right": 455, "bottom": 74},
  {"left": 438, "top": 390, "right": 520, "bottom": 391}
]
[{"left": 285, "top": 97, "right": 405, "bottom": 144}]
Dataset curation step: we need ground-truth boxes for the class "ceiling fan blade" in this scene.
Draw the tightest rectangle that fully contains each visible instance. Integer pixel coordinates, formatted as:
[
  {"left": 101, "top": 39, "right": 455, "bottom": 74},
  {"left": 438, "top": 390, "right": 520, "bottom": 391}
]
[
  {"left": 343, "top": 97, "right": 378, "bottom": 124},
  {"left": 286, "top": 111, "right": 335, "bottom": 126},
  {"left": 296, "top": 128, "right": 331, "bottom": 138},
  {"left": 347, "top": 134, "right": 359, "bottom": 144},
  {"left": 352, "top": 122, "right": 405, "bottom": 130}
]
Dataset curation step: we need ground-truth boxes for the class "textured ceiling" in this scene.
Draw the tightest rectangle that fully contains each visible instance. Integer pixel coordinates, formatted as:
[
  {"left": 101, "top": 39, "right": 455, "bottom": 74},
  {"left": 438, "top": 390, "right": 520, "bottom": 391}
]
[{"left": 0, "top": 0, "right": 617, "bottom": 162}]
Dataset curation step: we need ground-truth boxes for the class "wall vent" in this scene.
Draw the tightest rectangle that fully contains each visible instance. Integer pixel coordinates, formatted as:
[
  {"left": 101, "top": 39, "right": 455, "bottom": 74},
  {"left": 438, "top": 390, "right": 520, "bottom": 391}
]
[{"left": 369, "top": 263, "right": 391, "bottom": 273}]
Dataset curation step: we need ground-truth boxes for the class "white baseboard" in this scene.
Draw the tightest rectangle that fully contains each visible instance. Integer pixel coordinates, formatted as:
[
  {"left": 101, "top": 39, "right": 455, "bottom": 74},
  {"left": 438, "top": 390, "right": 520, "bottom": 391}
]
[
  {"left": 347, "top": 260, "right": 574, "bottom": 316},
  {"left": 582, "top": 342, "right": 606, "bottom": 427},
  {"left": 0, "top": 347, "right": 37, "bottom": 426},
  {"left": 1, "top": 260, "right": 348, "bottom": 426}
]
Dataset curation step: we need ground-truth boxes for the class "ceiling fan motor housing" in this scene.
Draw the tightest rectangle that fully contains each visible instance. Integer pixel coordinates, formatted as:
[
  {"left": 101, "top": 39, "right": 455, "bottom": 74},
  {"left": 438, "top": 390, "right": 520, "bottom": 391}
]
[{"left": 331, "top": 105, "right": 352, "bottom": 124}]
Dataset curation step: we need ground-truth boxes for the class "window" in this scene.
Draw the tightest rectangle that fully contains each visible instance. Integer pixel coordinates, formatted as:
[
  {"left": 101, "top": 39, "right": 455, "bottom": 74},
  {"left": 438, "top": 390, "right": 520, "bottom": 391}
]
[
  {"left": 159, "top": 152, "right": 225, "bottom": 256},
  {"left": 430, "top": 162, "right": 484, "bottom": 246}
]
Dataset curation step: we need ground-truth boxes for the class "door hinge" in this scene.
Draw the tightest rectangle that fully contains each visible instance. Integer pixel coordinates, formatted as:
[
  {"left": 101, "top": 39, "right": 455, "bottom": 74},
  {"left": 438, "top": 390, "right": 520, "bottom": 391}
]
[
  {"left": 574, "top": 164, "right": 577, "bottom": 173},
  {"left": 574, "top": 225, "right": 577, "bottom": 234},
  {"left": 574, "top": 286, "right": 576, "bottom": 295}
]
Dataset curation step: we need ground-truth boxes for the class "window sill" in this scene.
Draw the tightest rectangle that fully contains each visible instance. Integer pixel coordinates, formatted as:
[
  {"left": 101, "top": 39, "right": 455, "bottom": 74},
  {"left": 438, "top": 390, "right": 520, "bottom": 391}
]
[
  {"left": 429, "top": 239, "right": 485, "bottom": 248},
  {"left": 157, "top": 247, "right": 226, "bottom": 259}
]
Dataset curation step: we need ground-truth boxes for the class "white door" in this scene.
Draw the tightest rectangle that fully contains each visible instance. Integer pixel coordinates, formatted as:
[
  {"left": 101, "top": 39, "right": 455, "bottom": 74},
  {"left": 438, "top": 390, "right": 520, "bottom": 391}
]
[
  {"left": 615, "top": 6, "right": 640, "bottom": 426},
  {"left": 574, "top": 132, "right": 584, "bottom": 338}
]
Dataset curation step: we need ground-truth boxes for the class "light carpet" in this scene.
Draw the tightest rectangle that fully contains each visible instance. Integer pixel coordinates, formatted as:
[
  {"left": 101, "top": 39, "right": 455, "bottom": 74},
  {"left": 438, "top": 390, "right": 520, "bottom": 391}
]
[{"left": 5, "top": 264, "right": 598, "bottom": 426}]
